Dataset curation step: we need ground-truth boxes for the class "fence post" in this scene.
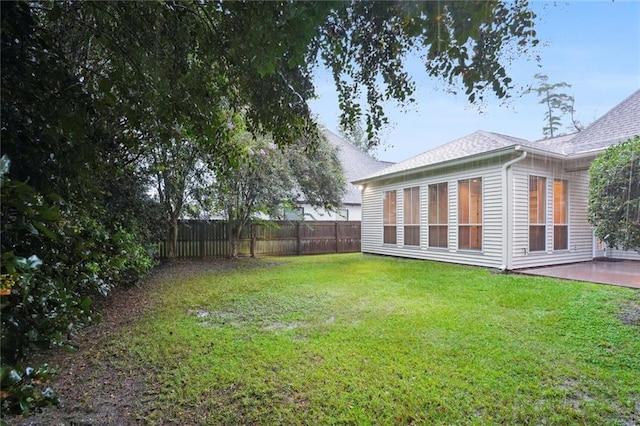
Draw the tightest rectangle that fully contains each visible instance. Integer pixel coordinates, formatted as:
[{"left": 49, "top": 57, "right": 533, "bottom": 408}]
[
  {"left": 199, "top": 221, "right": 205, "bottom": 258},
  {"left": 335, "top": 221, "right": 339, "bottom": 253},
  {"left": 296, "top": 222, "right": 301, "bottom": 255},
  {"left": 250, "top": 223, "right": 256, "bottom": 258}
]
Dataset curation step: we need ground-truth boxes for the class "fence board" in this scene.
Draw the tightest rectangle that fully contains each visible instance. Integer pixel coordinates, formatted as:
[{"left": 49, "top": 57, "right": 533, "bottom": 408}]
[{"left": 159, "top": 220, "right": 361, "bottom": 258}]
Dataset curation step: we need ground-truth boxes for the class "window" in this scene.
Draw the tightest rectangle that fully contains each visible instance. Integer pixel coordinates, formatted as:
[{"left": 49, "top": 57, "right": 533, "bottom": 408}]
[
  {"left": 554, "top": 179, "right": 568, "bottom": 250},
  {"left": 458, "top": 178, "right": 482, "bottom": 250},
  {"left": 428, "top": 183, "right": 448, "bottom": 248},
  {"left": 529, "top": 176, "right": 546, "bottom": 252},
  {"left": 383, "top": 190, "right": 397, "bottom": 244},
  {"left": 403, "top": 187, "right": 420, "bottom": 246}
]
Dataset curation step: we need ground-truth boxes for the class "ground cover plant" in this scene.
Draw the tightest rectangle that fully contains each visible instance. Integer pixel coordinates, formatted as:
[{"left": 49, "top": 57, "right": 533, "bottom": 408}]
[{"left": 11, "top": 254, "right": 640, "bottom": 425}]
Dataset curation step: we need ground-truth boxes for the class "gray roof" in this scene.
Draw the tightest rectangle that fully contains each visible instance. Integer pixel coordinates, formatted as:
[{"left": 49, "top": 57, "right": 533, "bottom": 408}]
[
  {"left": 534, "top": 89, "right": 640, "bottom": 156},
  {"left": 323, "top": 129, "right": 392, "bottom": 204},
  {"left": 559, "top": 89, "right": 640, "bottom": 153},
  {"left": 533, "top": 133, "right": 579, "bottom": 155},
  {"left": 355, "top": 130, "right": 530, "bottom": 182},
  {"left": 356, "top": 89, "right": 640, "bottom": 183}
]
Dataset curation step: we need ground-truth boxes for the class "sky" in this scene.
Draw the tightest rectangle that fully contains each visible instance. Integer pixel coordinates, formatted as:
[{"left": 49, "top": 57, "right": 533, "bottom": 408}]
[{"left": 308, "top": 1, "right": 640, "bottom": 163}]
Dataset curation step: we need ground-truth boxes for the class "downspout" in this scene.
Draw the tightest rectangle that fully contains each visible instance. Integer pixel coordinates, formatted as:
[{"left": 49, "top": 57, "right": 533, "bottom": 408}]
[{"left": 501, "top": 147, "right": 527, "bottom": 272}]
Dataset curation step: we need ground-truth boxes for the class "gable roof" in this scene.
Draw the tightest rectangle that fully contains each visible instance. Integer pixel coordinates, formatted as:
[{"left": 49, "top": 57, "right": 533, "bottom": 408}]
[
  {"left": 559, "top": 89, "right": 640, "bottom": 153},
  {"left": 355, "top": 89, "right": 640, "bottom": 184},
  {"left": 534, "top": 89, "right": 640, "bottom": 156},
  {"left": 354, "top": 130, "right": 529, "bottom": 183},
  {"left": 323, "top": 129, "right": 392, "bottom": 204},
  {"left": 533, "top": 133, "right": 579, "bottom": 155}
]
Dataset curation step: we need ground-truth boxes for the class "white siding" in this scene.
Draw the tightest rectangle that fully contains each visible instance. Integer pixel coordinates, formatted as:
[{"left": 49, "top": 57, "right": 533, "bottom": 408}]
[
  {"left": 606, "top": 248, "right": 640, "bottom": 261},
  {"left": 511, "top": 157, "right": 594, "bottom": 269},
  {"left": 361, "top": 187, "right": 383, "bottom": 246},
  {"left": 398, "top": 188, "right": 404, "bottom": 246},
  {"left": 361, "top": 159, "right": 505, "bottom": 269},
  {"left": 419, "top": 185, "right": 429, "bottom": 248},
  {"left": 361, "top": 151, "right": 638, "bottom": 270}
]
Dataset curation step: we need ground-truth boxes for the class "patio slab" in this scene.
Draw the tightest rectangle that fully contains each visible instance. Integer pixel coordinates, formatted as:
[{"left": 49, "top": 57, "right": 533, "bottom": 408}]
[{"left": 517, "top": 260, "right": 640, "bottom": 289}]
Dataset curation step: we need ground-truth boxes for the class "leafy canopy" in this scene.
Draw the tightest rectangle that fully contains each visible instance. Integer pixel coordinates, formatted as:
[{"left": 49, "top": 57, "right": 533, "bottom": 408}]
[
  {"left": 588, "top": 136, "right": 640, "bottom": 252},
  {"left": 46, "top": 0, "right": 539, "bottom": 147},
  {"left": 210, "top": 126, "right": 346, "bottom": 258},
  {"left": 1, "top": 0, "right": 539, "bottom": 414}
]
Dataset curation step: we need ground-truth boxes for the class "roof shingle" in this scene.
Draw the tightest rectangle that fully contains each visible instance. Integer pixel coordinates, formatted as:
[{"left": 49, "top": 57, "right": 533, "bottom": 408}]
[
  {"left": 323, "top": 129, "right": 391, "bottom": 204},
  {"left": 355, "top": 89, "right": 640, "bottom": 183}
]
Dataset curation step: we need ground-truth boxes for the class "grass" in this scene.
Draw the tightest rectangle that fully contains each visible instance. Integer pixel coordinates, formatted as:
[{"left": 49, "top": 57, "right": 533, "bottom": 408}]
[{"left": 110, "top": 254, "right": 638, "bottom": 425}]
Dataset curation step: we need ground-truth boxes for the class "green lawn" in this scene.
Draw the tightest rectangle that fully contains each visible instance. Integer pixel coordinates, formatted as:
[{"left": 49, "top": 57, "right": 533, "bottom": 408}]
[{"left": 114, "top": 254, "right": 639, "bottom": 425}]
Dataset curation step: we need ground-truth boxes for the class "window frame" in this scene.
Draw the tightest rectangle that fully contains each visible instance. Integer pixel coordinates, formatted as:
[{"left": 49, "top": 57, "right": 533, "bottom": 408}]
[
  {"left": 529, "top": 175, "right": 547, "bottom": 252},
  {"left": 383, "top": 190, "right": 397, "bottom": 245},
  {"left": 553, "top": 179, "right": 569, "bottom": 251},
  {"left": 458, "top": 178, "right": 483, "bottom": 251},
  {"left": 403, "top": 186, "right": 420, "bottom": 246},
  {"left": 428, "top": 182, "right": 448, "bottom": 248}
]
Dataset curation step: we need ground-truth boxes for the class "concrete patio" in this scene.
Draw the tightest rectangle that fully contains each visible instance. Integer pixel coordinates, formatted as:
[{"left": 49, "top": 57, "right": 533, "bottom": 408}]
[{"left": 517, "top": 260, "right": 639, "bottom": 289}]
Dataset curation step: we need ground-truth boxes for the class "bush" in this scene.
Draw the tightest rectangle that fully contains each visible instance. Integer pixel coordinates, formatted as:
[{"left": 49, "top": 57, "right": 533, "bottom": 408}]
[
  {"left": 588, "top": 136, "right": 640, "bottom": 252},
  {"left": 1, "top": 156, "right": 159, "bottom": 415},
  {"left": 0, "top": 364, "right": 58, "bottom": 415}
]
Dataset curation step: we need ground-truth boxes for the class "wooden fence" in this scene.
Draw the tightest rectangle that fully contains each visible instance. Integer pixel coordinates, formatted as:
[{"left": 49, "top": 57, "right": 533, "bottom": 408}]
[{"left": 158, "top": 220, "right": 361, "bottom": 258}]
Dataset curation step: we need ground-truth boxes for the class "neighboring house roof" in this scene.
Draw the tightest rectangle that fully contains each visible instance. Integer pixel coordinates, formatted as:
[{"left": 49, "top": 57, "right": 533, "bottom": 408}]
[
  {"left": 323, "top": 129, "right": 392, "bottom": 204},
  {"left": 355, "top": 89, "right": 640, "bottom": 184}
]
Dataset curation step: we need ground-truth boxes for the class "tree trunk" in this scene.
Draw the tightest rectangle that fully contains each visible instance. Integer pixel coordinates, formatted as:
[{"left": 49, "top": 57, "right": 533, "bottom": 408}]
[
  {"left": 226, "top": 219, "right": 237, "bottom": 259},
  {"left": 168, "top": 214, "right": 179, "bottom": 259}
]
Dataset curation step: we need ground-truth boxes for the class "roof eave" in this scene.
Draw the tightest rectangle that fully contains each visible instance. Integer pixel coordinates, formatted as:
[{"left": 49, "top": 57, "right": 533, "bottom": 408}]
[
  {"left": 353, "top": 145, "right": 524, "bottom": 185},
  {"left": 566, "top": 148, "right": 607, "bottom": 160},
  {"left": 519, "top": 145, "right": 568, "bottom": 161}
]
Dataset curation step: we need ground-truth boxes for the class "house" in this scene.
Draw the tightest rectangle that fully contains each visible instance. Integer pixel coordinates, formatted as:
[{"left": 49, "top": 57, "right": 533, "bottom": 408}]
[
  {"left": 353, "top": 90, "right": 640, "bottom": 270},
  {"left": 292, "top": 129, "right": 392, "bottom": 221}
]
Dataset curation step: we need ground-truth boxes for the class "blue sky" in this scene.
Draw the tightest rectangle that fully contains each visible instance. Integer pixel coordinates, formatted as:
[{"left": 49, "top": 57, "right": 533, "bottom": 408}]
[{"left": 309, "top": 1, "right": 640, "bottom": 162}]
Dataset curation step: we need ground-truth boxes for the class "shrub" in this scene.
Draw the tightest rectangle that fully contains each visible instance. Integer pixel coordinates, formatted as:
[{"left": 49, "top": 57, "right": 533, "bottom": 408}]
[
  {"left": 1, "top": 156, "right": 159, "bottom": 415},
  {"left": 588, "top": 136, "right": 640, "bottom": 252}
]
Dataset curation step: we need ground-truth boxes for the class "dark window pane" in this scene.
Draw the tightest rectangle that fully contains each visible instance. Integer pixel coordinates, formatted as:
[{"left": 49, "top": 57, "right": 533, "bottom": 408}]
[
  {"left": 459, "top": 225, "right": 482, "bottom": 250},
  {"left": 554, "top": 225, "right": 568, "bottom": 250},
  {"left": 404, "top": 226, "right": 420, "bottom": 246},
  {"left": 428, "top": 225, "right": 448, "bottom": 248},
  {"left": 529, "top": 225, "right": 546, "bottom": 252},
  {"left": 384, "top": 226, "right": 396, "bottom": 244}
]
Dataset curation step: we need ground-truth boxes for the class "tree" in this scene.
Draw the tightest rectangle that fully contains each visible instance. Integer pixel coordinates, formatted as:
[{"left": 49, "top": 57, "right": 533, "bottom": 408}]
[
  {"left": 338, "top": 121, "right": 379, "bottom": 158},
  {"left": 149, "top": 129, "right": 208, "bottom": 259},
  {"left": 212, "top": 130, "right": 345, "bottom": 258},
  {"left": 45, "top": 1, "right": 539, "bottom": 148},
  {"left": 287, "top": 135, "right": 347, "bottom": 213},
  {"left": 588, "top": 136, "right": 640, "bottom": 252},
  {"left": 1, "top": 0, "right": 539, "bottom": 414},
  {"left": 1, "top": 3, "right": 162, "bottom": 412},
  {"left": 528, "top": 73, "right": 582, "bottom": 138},
  {"left": 317, "top": 1, "right": 539, "bottom": 143}
]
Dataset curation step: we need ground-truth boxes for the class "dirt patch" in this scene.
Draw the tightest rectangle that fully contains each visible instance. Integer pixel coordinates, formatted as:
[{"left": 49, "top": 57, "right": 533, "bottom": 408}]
[
  {"left": 6, "top": 258, "right": 273, "bottom": 426},
  {"left": 619, "top": 301, "right": 640, "bottom": 327}
]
